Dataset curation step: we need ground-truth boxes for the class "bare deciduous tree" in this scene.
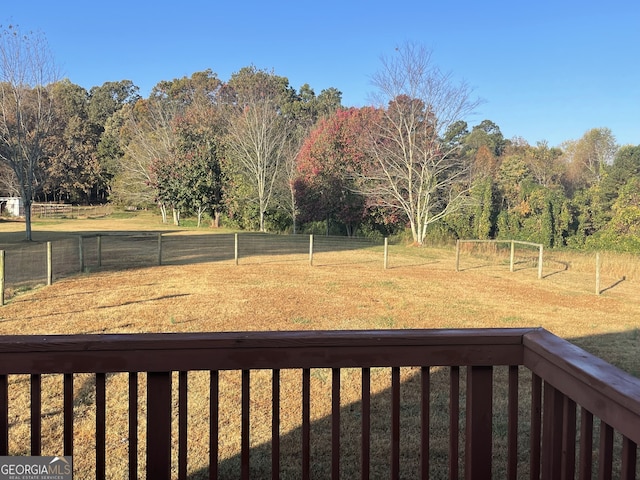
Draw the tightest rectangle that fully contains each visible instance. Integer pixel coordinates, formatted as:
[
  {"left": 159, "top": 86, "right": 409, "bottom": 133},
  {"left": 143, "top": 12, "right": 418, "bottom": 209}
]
[
  {"left": 562, "top": 127, "right": 618, "bottom": 189},
  {"left": 114, "top": 99, "right": 178, "bottom": 223},
  {"left": 0, "top": 25, "right": 59, "bottom": 240},
  {"left": 362, "top": 43, "right": 481, "bottom": 245},
  {"left": 281, "top": 130, "right": 305, "bottom": 234},
  {"left": 225, "top": 69, "right": 290, "bottom": 232}
]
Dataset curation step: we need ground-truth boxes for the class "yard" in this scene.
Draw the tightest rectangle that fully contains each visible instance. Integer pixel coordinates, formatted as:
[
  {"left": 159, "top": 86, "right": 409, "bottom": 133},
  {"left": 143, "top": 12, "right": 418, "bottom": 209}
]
[{"left": 0, "top": 213, "right": 639, "bottom": 478}]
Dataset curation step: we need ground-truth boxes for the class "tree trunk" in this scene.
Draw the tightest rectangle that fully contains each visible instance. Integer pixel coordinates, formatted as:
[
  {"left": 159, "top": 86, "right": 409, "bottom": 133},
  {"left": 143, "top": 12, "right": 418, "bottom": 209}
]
[
  {"left": 196, "top": 206, "right": 204, "bottom": 228},
  {"left": 159, "top": 203, "right": 167, "bottom": 223},
  {"left": 259, "top": 209, "right": 266, "bottom": 232},
  {"left": 409, "top": 220, "right": 420, "bottom": 246},
  {"left": 211, "top": 210, "right": 220, "bottom": 228},
  {"left": 24, "top": 198, "right": 33, "bottom": 241}
]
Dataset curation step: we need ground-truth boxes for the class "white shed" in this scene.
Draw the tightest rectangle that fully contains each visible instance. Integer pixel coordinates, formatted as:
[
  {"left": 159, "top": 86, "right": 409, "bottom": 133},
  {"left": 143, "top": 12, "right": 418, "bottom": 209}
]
[{"left": 0, "top": 197, "right": 23, "bottom": 217}]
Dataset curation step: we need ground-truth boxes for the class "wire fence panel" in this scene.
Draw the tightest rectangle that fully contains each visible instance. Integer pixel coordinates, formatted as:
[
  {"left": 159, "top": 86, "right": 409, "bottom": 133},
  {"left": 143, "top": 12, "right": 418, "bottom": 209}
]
[
  {"left": 0, "top": 238, "right": 82, "bottom": 289},
  {"left": 0, "top": 233, "right": 386, "bottom": 297},
  {"left": 161, "top": 234, "right": 236, "bottom": 265},
  {"left": 312, "top": 235, "right": 381, "bottom": 253},
  {"left": 237, "top": 233, "right": 310, "bottom": 257},
  {"left": 3, "top": 242, "right": 48, "bottom": 287},
  {"left": 52, "top": 237, "right": 84, "bottom": 279},
  {"left": 97, "top": 234, "right": 160, "bottom": 269}
]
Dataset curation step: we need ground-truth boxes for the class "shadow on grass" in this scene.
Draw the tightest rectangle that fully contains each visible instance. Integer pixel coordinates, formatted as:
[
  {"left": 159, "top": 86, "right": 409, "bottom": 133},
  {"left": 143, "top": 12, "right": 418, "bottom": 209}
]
[
  {"left": 0, "top": 294, "right": 190, "bottom": 322},
  {"left": 187, "top": 365, "right": 460, "bottom": 480},
  {"left": 599, "top": 276, "right": 626, "bottom": 294},
  {"left": 539, "top": 258, "right": 570, "bottom": 278},
  {"left": 383, "top": 259, "right": 440, "bottom": 270}
]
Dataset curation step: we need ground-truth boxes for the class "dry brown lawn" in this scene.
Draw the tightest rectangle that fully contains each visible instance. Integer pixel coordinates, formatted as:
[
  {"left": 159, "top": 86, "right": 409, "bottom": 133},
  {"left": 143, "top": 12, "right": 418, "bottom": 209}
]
[
  {"left": 1, "top": 214, "right": 638, "bottom": 369},
  {"left": 1, "top": 213, "right": 639, "bottom": 478}
]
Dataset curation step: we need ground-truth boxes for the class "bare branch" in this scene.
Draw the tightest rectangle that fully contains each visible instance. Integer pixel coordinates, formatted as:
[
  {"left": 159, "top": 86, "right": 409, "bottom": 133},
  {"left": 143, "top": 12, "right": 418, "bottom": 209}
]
[
  {"left": 0, "top": 25, "right": 59, "bottom": 240},
  {"left": 360, "top": 43, "right": 480, "bottom": 245}
]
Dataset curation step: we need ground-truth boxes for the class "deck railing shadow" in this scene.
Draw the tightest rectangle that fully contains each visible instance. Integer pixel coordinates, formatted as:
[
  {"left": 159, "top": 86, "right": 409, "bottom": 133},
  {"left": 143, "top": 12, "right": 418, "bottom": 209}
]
[{"left": 200, "top": 365, "right": 527, "bottom": 479}]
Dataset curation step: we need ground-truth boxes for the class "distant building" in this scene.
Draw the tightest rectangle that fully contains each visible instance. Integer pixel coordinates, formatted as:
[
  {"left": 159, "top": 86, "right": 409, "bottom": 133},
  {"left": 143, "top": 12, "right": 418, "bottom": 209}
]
[{"left": 0, "top": 197, "right": 23, "bottom": 217}]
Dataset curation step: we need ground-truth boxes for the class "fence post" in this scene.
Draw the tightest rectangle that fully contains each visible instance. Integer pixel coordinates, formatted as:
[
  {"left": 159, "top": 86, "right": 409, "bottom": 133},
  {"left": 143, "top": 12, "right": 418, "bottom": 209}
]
[
  {"left": 538, "top": 245, "right": 543, "bottom": 280},
  {"left": 510, "top": 241, "right": 515, "bottom": 273},
  {"left": 384, "top": 237, "right": 389, "bottom": 270},
  {"left": 97, "top": 235, "right": 102, "bottom": 268},
  {"left": 78, "top": 236, "right": 84, "bottom": 272},
  {"left": 455, "top": 240, "right": 460, "bottom": 272},
  {"left": 596, "top": 252, "right": 601, "bottom": 295},
  {"left": 309, "top": 234, "right": 314, "bottom": 266},
  {"left": 233, "top": 233, "right": 238, "bottom": 265},
  {"left": 157, "top": 233, "right": 162, "bottom": 266},
  {"left": 0, "top": 250, "right": 4, "bottom": 306},
  {"left": 47, "top": 242, "right": 52, "bottom": 286}
]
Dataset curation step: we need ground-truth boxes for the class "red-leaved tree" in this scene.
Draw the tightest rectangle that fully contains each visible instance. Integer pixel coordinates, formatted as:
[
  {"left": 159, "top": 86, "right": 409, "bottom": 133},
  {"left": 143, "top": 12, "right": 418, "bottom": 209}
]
[{"left": 294, "top": 107, "right": 381, "bottom": 235}]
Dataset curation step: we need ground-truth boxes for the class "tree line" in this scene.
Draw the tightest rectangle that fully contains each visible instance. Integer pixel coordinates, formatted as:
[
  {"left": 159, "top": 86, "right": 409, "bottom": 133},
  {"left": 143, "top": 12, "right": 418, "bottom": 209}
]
[{"left": 1, "top": 28, "right": 639, "bottom": 251}]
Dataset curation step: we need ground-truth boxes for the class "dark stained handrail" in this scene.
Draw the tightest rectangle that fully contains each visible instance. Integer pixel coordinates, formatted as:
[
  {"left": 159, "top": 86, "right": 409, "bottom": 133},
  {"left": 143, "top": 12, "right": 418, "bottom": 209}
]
[{"left": 523, "top": 329, "right": 640, "bottom": 445}]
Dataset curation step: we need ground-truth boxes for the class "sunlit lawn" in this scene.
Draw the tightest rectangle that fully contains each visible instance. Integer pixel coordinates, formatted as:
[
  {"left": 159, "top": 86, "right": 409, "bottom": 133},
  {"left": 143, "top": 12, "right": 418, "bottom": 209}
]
[{"left": 0, "top": 213, "right": 639, "bottom": 477}]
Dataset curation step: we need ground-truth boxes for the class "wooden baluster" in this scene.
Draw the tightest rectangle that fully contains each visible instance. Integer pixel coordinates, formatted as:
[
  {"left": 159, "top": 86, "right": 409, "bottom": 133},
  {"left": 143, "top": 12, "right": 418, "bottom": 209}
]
[
  {"left": 465, "top": 366, "right": 493, "bottom": 480},
  {"left": 331, "top": 368, "right": 341, "bottom": 480},
  {"left": 541, "top": 383, "right": 564, "bottom": 479},
  {"left": 621, "top": 436, "right": 637, "bottom": 480},
  {"left": 241, "top": 370, "right": 250, "bottom": 480},
  {"left": 0, "top": 375, "right": 7, "bottom": 455},
  {"left": 30, "top": 374, "right": 41, "bottom": 455},
  {"left": 507, "top": 366, "right": 519, "bottom": 480},
  {"left": 530, "top": 374, "right": 542, "bottom": 480},
  {"left": 179, "top": 371, "right": 188, "bottom": 480},
  {"left": 147, "top": 372, "right": 172, "bottom": 480},
  {"left": 209, "top": 371, "right": 219, "bottom": 480},
  {"left": 578, "top": 409, "right": 593, "bottom": 480},
  {"left": 449, "top": 366, "right": 459, "bottom": 479},
  {"left": 391, "top": 367, "right": 400, "bottom": 480},
  {"left": 302, "top": 368, "right": 311, "bottom": 480},
  {"left": 96, "top": 373, "right": 106, "bottom": 480},
  {"left": 272, "top": 369, "right": 280, "bottom": 480},
  {"left": 129, "top": 373, "right": 138, "bottom": 480},
  {"left": 361, "top": 367, "right": 371, "bottom": 480}
]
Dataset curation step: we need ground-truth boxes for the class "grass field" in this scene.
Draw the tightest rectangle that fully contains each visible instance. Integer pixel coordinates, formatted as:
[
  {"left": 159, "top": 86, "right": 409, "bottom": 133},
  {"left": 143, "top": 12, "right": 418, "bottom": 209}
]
[{"left": 0, "top": 212, "right": 639, "bottom": 478}]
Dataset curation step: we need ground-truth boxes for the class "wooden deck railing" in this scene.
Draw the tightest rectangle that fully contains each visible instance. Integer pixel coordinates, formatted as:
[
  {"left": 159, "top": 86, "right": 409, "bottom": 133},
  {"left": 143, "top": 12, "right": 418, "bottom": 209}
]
[{"left": 0, "top": 328, "right": 638, "bottom": 479}]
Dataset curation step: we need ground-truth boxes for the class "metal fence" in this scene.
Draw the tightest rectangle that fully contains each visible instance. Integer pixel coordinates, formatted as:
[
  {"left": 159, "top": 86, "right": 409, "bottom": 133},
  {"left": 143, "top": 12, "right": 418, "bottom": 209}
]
[{"left": 0, "top": 233, "right": 384, "bottom": 297}]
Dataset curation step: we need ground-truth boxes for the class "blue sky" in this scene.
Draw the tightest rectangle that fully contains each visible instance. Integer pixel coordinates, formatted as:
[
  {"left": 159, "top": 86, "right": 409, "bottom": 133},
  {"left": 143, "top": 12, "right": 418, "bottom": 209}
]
[{"left": 4, "top": 0, "right": 639, "bottom": 147}]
